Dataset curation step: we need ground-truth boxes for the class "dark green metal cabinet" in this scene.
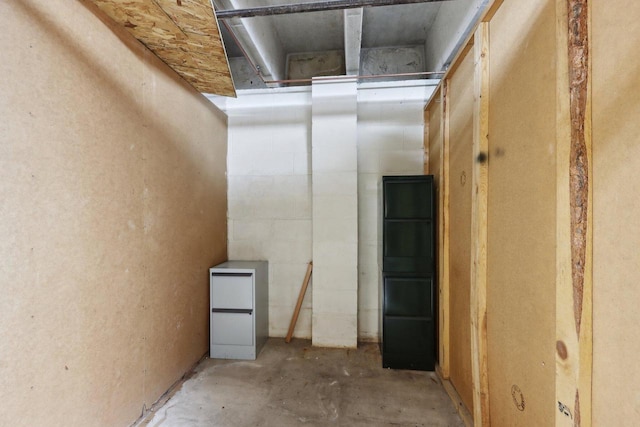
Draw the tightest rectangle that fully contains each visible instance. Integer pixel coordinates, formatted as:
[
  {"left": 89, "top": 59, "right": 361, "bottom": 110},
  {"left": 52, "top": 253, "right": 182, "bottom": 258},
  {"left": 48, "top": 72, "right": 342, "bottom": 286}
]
[{"left": 381, "top": 175, "right": 436, "bottom": 371}]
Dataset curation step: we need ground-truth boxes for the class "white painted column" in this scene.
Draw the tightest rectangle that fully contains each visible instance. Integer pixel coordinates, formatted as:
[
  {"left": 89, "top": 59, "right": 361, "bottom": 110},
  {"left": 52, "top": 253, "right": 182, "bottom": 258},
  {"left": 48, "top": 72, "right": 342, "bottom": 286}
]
[
  {"left": 344, "top": 8, "right": 363, "bottom": 76},
  {"left": 311, "top": 78, "right": 358, "bottom": 348}
]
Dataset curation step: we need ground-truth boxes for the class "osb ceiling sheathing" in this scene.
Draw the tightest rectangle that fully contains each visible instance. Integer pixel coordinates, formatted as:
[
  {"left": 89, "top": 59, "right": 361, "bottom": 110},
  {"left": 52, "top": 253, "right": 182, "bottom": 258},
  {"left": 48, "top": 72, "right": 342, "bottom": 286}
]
[{"left": 91, "top": 0, "right": 236, "bottom": 97}]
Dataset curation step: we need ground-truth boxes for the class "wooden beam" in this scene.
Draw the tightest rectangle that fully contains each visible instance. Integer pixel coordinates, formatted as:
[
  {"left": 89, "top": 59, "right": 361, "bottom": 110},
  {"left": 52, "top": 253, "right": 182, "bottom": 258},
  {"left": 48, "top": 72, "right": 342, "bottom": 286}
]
[
  {"left": 470, "top": 22, "right": 489, "bottom": 427},
  {"left": 216, "top": 0, "right": 453, "bottom": 19},
  {"left": 438, "top": 81, "right": 451, "bottom": 379},
  {"left": 555, "top": 0, "right": 593, "bottom": 425},
  {"left": 481, "top": 0, "right": 504, "bottom": 23},
  {"left": 424, "top": 108, "right": 430, "bottom": 174},
  {"left": 90, "top": 0, "right": 236, "bottom": 96}
]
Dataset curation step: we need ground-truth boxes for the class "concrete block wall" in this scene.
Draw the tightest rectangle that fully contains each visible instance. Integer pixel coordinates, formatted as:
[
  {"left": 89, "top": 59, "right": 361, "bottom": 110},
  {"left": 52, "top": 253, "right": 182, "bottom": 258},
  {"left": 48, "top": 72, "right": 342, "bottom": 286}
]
[
  {"left": 223, "top": 89, "right": 314, "bottom": 338},
  {"left": 356, "top": 81, "right": 436, "bottom": 341},
  {"left": 209, "top": 80, "right": 435, "bottom": 345}
]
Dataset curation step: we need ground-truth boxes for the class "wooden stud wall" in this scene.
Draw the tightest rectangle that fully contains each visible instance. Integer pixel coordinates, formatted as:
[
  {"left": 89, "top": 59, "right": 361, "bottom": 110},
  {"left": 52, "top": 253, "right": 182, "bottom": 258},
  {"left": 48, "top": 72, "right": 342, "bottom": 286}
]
[
  {"left": 470, "top": 22, "right": 489, "bottom": 427},
  {"left": 423, "top": 0, "right": 599, "bottom": 425},
  {"left": 556, "top": 0, "right": 593, "bottom": 425}
]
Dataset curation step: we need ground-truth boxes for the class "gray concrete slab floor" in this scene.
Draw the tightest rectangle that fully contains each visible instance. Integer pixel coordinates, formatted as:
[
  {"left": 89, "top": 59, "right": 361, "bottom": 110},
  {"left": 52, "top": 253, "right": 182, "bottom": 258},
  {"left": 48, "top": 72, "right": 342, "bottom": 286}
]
[{"left": 142, "top": 338, "right": 463, "bottom": 427}]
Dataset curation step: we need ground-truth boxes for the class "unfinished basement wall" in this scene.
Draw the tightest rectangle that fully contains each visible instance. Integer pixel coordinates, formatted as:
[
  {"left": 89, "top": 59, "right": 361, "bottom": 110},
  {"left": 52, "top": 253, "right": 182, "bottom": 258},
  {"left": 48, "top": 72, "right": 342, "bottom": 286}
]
[
  {"left": 0, "top": 2, "right": 228, "bottom": 426},
  {"left": 592, "top": 1, "right": 640, "bottom": 424}
]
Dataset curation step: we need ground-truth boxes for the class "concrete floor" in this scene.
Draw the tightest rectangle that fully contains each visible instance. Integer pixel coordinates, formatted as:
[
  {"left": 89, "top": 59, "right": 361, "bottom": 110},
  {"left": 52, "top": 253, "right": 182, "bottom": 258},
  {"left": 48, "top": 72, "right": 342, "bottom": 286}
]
[{"left": 143, "top": 339, "right": 463, "bottom": 427}]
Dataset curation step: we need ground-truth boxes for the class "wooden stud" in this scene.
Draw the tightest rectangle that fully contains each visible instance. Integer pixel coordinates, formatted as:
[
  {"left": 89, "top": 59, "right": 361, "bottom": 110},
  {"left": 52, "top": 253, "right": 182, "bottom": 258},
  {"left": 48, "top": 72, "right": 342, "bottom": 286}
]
[
  {"left": 424, "top": 108, "right": 430, "bottom": 174},
  {"left": 285, "top": 262, "right": 313, "bottom": 343},
  {"left": 481, "top": 0, "right": 505, "bottom": 23},
  {"left": 438, "top": 80, "right": 451, "bottom": 379},
  {"left": 555, "top": 0, "right": 592, "bottom": 425},
  {"left": 470, "top": 23, "right": 490, "bottom": 427}
]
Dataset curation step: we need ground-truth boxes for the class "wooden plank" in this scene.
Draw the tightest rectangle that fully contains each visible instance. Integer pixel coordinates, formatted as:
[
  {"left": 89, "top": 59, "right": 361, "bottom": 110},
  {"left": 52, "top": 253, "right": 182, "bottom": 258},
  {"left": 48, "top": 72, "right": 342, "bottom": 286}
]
[
  {"left": 155, "top": 0, "right": 215, "bottom": 35},
  {"left": 481, "top": 0, "right": 505, "bottom": 23},
  {"left": 90, "top": 0, "right": 236, "bottom": 97},
  {"left": 285, "top": 262, "right": 313, "bottom": 343},
  {"left": 439, "top": 82, "right": 451, "bottom": 380},
  {"left": 146, "top": 34, "right": 230, "bottom": 70},
  {"left": 555, "top": 0, "right": 592, "bottom": 425},
  {"left": 470, "top": 22, "right": 489, "bottom": 427},
  {"left": 424, "top": 109, "right": 430, "bottom": 174}
]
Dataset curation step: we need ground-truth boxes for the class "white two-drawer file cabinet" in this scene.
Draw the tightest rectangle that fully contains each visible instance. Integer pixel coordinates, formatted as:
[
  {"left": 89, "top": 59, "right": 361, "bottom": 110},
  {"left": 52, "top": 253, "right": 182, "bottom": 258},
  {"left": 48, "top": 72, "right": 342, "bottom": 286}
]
[{"left": 209, "top": 261, "right": 268, "bottom": 360}]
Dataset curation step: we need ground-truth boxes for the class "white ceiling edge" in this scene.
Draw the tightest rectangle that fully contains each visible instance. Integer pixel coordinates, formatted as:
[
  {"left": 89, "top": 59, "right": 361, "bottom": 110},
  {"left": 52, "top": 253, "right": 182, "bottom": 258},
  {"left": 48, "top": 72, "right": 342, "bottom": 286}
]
[{"left": 205, "top": 78, "right": 440, "bottom": 113}]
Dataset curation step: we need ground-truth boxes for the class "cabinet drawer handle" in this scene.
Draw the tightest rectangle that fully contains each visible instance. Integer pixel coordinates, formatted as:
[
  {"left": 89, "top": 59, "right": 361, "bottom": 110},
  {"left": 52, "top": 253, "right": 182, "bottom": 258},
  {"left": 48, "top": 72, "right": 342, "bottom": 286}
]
[
  {"left": 211, "top": 272, "right": 253, "bottom": 277},
  {"left": 212, "top": 308, "right": 253, "bottom": 314}
]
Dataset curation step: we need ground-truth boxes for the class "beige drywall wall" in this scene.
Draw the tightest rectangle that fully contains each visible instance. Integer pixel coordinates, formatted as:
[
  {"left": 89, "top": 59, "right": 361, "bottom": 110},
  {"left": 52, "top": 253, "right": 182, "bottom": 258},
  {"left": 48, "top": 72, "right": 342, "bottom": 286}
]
[
  {"left": 592, "top": 1, "right": 640, "bottom": 423},
  {"left": 486, "top": 0, "right": 557, "bottom": 424},
  {"left": 447, "top": 48, "right": 474, "bottom": 413},
  {"left": 0, "top": 1, "right": 227, "bottom": 426}
]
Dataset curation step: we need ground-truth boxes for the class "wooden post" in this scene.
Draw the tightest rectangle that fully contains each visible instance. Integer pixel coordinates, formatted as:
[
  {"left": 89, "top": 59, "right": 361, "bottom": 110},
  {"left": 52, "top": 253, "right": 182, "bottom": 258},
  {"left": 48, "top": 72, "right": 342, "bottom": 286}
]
[
  {"left": 555, "top": 0, "right": 592, "bottom": 425},
  {"left": 438, "top": 81, "right": 451, "bottom": 379},
  {"left": 470, "top": 22, "right": 490, "bottom": 427},
  {"left": 424, "top": 108, "right": 430, "bottom": 175},
  {"left": 285, "top": 261, "right": 313, "bottom": 343}
]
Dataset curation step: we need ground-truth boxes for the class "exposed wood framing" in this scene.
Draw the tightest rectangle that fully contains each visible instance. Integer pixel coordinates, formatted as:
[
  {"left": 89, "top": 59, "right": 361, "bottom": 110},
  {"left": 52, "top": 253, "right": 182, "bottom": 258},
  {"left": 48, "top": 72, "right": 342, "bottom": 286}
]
[
  {"left": 470, "top": 23, "right": 489, "bottom": 427},
  {"left": 423, "top": 0, "right": 502, "bottom": 111},
  {"left": 90, "top": 0, "right": 236, "bottom": 96},
  {"left": 481, "top": 0, "right": 504, "bottom": 23},
  {"left": 445, "top": 40, "right": 474, "bottom": 81},
  {"left": 438, "top": 81, "right": 451, "bottom": 379},
  {"left": 568, "top": 0, "right": 590, "bottom": 342},
  {"left": 556, "top": 0, "right": 593, "bottom": 425}
]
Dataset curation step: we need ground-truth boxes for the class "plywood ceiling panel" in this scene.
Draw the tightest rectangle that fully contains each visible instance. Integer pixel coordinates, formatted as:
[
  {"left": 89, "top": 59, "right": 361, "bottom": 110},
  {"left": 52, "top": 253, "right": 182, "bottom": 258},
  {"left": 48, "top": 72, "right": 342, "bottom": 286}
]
[{"left": 91, "top": 0, "right": 236, "bottom": 97}]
